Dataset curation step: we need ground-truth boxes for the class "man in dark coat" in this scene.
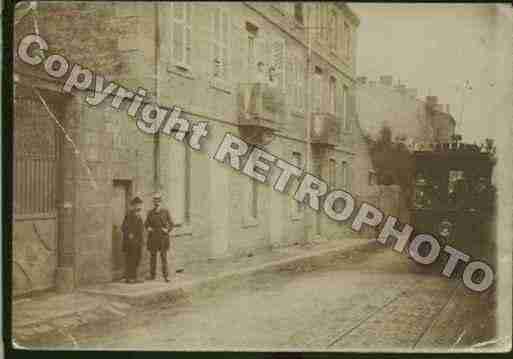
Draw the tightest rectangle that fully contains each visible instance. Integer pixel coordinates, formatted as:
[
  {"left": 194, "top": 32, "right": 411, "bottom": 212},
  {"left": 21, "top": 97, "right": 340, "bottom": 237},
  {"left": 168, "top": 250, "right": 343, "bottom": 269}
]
[
  {"left": 145, "top": 192, "right": 174, "bottom": 282},
  {"left": 121, "top": 196, "right": 144, "bottom": 283}
]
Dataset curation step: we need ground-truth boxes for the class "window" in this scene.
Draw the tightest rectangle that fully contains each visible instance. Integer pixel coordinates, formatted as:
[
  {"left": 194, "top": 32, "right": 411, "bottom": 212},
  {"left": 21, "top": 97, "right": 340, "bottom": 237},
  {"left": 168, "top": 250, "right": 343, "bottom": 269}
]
[
  {"left": 312, "top": 67, "right": 323, "bottom": 113},
  {"left": 329, "top": 159, "right": 336, "bottom": 188},
  {"left": 250, "top": 178, "right": 258, "bottom": 219},
  {"left": 310, "top": 3, "right": 321, "bottom": 40},
  {"left": 341, "top": 161, "right": 349, "bottom": 190},
  {"left": 329, "top": 76, "right": 337, "bottom": 115},
  {"left": 292, "top": 152, "right": 303, "bottom": 215},
  {"left": 342, "top": 84, "right": 348, "bottom": 130},
  {"left": 294, "top": 3, "right": 304, "bottom": 24},
  {"left": 344, "top": 21, "right": 351, "bottom": 59},
  {"left": 269, "top": 36, "right": 286, "bottom": 90},
  {"left": 328, "top": 9, "right": 338, "bottom": 52},
  {"left": 337, "top": 14, "right": 344, "bottom": 56},
  {"left": 341, "top": 85, "right": 353, "bottom": 133},
  {"left": 14, "top": 96, "right": 58, "bottom": 216},
  {"left": 320, "top": 5, "right": 329, "bottom": 43},
  {"left": 246, "top": 22, "right": 261, "bottom": 82},
  {"left": 169, "top": 139, "right": 191, "bottom": 225},
  {"left": 290, "top": 53, "right": 305, "bottom": 110},
  {"left": 368, "top": 171, "right": 377, "bottom": 186},
  {"left": 171, "top": 2, "right": 192, "bottom": 68},
  {"left": 212, "top": 6, "right": 230, "bottom": 80}
]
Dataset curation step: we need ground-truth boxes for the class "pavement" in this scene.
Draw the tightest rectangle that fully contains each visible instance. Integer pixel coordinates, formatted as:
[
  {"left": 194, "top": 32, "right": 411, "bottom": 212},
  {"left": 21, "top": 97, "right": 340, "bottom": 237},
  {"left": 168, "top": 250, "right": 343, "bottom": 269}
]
[
  {"left": 13, "top": 239, "right": 501, "bottom": 351},
  {"left": 12, "top": 237, "right": 376, "bottom": 345}
]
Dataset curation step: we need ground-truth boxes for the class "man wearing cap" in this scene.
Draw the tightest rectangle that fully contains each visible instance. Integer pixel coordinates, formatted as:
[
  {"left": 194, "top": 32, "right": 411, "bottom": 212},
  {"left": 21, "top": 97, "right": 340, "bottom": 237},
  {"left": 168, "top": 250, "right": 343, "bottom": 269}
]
[
  {"left": 121, "top": 196, "right": 144, "bottom": 283},
  {"left": 145, "top": 192, "right": 174, "bottom": 282}
]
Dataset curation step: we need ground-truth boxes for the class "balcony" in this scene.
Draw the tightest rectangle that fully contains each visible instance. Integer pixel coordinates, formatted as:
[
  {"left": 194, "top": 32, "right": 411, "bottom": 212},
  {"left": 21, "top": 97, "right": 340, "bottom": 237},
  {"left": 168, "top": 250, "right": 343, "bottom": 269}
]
[
  {"left": 310, "top": 112, "right": 338, "bottom": 146},
  {"left": 237, "top": 83, "right": 285, "bottom": 132}
]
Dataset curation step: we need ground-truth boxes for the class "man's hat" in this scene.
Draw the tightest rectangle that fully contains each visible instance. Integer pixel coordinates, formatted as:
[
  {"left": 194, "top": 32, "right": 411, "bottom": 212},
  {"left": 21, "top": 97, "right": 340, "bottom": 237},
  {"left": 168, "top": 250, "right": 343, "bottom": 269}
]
[
  {"left": 131, "top": 196, "right": 143, "bottom": 205},
  {"left": 152, "top": 192, "right": 162, "bottom": 202}
]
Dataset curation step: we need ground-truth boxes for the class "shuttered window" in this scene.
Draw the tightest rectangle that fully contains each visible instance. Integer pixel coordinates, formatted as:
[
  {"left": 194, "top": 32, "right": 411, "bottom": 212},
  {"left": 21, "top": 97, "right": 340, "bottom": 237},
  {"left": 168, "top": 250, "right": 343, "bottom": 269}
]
[
  {"left": 292, "top": 152, "right": 303, "bottom": 215},
  {"left": 344, "top": 21, "right": 351, "bottom": 59},
  {"left": 269, "top": 37, "right": 286, "bottom": 90},
  {"left": 312, "top": 67, "right": 322, "bottom": 113},
  {"left": 340, "top": 161, "right": 349, "bottom": 190},
  {"left": 321, "top": 4, "right": 330, "bottom": 43},
  {"left": 171, "top": 2, "right": 192, "bottom": 68},
  {"left": 346, "top": 91, "right": 354, "bottom": 132},
  {"left": 309, "top": 3, "right": 321, "bottom": 41},
  {"left": 342, "top": 84, "right": 349, "bottom": 131},
  {"left": 289, "top": 52, "right": 305, "bottom": 111},
  {"left": 294, "top": 3, "right": 304, "bottom": 24},
  {"left": 329, "top": 76, "right": 336, "bottom": 115},
  {"left": 328, "top": 8, "right": 338, "bottom": 52},
  {"left": 212, "top": 6, "right": 230, "bottom": 80},
  {"left": 329, "top": 159, "right": 336, "bottom": 188},
  {"left": 254, "top": 36, "right": 268, "bottom": 82}
]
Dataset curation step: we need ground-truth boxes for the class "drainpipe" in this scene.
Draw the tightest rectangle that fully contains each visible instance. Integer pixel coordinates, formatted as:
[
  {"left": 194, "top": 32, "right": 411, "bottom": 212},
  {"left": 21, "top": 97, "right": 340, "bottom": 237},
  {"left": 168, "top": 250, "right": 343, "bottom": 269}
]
[
  {"left": 153, "top": 4, "right": 160, "bottom": 192},
  {"left": 305, "top": 23, "right": 313, "bottom": 242}
]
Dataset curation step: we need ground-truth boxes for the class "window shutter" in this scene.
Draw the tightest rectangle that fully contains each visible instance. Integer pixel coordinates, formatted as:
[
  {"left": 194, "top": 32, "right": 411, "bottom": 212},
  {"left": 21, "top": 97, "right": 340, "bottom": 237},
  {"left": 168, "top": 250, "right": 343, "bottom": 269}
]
[
  {"left": 335, "top": 84, "right": 341, "bottom": 118},
  {"left": 286, "top": 52, "right": 294, "bottom": 106},
  {"left": 185, "top": 3, "right": 192, "bottom": 66},
  {"left": 172, "top": 3, "right": 185, "bottom": 64},
  {"left": 222, "top": 10, "right": 229, "bottom": 79},
  {"left": 270, "top": 37, "right": 286, "bottom": 89},
  {"left": 346, "top": 92, "right": 355, "bottom": 132},
  {"left": 255, "top": 36, "right": 268, "bottom": 69},
  {"left": 212, "top": 7, "right": 221, "bottom": 74},
  {"left": 171, "top": 2, "right": 192, "bottom": 66},
  {"left": 347, "top": 165, "right": 353, "bottom": 192},
  {"left": 298, "top": 57, "right": 305, "bottom": 109},
  {"left": 313, "top": 73, "right": 322, "bottom": 113}
]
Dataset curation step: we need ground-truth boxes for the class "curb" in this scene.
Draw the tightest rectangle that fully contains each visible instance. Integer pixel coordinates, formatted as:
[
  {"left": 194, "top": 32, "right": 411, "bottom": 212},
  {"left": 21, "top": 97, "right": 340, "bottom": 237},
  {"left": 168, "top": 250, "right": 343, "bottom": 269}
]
[
  {"left": 82, "top": 239, "right": 379, "bottom": 307},
  {"left": 13, "top": 239, "right": 378, "bottom": 344},
  {"left": 13, "top": 301, "right": 132, "bottom": 345}
]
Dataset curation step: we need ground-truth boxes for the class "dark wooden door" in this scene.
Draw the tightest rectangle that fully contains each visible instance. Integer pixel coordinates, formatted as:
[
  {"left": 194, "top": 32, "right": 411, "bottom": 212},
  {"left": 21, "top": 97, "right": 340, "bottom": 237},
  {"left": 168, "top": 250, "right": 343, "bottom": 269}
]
[{"left": 112, "top": 180, "right": 131, "bottom": 280}]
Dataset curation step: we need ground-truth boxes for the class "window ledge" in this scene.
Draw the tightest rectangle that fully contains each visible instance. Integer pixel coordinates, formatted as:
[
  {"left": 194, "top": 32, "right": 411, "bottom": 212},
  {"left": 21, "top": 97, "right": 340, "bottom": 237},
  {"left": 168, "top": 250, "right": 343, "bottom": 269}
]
[
  {"left": 209, "top": 78, "right": 233, "bottom": 94},
  {"left": 291, "top": 109, "right": 305, "bottom": 118},
  {"left": 173, "top": 223, "right": 193, "bottom": 236},
  {"left": 167, "top": 63, "right": 195, "bottom": 80},
  {"left": 242, "top": 216, "right": 259, "bottom": 228},
  {"left": 290, "top": 211, "right": 303, "bottom": 222}
]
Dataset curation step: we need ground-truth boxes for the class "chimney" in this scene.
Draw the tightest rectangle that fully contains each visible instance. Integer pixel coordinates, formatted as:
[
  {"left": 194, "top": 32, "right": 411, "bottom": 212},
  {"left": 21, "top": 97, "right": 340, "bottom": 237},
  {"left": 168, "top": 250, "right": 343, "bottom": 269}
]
[
  {"left": 356, "top": 76, "right": 367, "bottom": 85},
  {"left": 379, "top": 75, "right": 393, "bottom": 86}
]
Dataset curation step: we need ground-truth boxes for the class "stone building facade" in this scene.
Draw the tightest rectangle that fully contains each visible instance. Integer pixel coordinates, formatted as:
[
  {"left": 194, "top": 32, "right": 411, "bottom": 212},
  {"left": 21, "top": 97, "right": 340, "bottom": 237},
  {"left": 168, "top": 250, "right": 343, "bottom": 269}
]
[
  {"left": 356, "top": 75, "right": 455, "bottom": 146},
  {"left": 13, "top": 2, "right": 380, "bottom": 295}
]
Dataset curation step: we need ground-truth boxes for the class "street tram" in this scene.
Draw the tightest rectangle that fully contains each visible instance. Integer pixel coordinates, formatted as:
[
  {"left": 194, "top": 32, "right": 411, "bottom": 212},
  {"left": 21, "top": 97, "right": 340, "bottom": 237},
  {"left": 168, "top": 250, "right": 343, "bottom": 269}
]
[{"left": 411, "top": 140, "right": 497, "bottom": 269}]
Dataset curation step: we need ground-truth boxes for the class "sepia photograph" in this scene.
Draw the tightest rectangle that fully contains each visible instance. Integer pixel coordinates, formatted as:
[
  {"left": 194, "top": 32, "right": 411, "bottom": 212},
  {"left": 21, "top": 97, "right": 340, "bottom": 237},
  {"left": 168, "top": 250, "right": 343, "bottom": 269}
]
[{"left": 7, "top": 1, "right": 513, "bottom": 352}]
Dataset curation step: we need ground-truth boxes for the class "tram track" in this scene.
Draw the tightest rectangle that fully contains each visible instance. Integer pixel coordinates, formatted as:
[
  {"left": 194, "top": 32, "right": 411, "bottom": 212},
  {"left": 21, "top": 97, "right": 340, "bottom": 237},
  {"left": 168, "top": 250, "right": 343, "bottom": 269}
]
[{"left": 326, "top": 290, "right": 409, "bottom": 348}]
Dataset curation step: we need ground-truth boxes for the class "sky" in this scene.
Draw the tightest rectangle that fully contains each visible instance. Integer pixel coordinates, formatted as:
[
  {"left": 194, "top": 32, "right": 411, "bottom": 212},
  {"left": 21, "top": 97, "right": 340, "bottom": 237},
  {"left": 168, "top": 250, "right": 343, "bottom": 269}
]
[{"left": 349, "top": 3, "right": 511, "bottom": 143}]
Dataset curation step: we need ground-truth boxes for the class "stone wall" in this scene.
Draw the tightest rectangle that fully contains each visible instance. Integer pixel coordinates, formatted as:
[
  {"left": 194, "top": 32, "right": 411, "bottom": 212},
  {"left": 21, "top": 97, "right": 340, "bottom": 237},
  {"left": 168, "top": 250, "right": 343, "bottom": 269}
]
[{"left": 13, "top": 2, "right": 381, "bottom": 292}]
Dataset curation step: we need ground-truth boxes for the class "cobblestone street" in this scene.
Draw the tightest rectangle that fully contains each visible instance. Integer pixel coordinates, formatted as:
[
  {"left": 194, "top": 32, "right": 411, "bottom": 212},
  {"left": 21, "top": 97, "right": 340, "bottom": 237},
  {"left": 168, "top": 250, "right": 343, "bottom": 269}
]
[{"left": 18, "top": 243, "right": 497, "bottom": 351}]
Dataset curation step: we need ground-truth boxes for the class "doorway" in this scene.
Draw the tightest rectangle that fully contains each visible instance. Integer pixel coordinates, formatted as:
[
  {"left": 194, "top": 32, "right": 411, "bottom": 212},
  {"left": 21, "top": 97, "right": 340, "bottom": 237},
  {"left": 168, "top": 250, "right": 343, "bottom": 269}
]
[{"left": 111, "top": 180, "right": 132, "bottom": 280}]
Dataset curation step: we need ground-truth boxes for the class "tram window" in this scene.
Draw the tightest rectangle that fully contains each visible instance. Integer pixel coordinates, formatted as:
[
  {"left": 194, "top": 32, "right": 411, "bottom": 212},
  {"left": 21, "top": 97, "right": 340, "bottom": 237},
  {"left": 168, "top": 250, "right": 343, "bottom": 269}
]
[{"left": 448, "top": 170, "right": 468, "bottom": 207}]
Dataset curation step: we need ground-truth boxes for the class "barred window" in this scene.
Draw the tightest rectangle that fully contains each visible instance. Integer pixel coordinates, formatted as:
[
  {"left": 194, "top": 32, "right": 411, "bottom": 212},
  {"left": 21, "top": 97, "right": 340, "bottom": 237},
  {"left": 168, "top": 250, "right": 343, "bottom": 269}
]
[{"left": 14, "top": 96, "right": 58, "bottom": 216}]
